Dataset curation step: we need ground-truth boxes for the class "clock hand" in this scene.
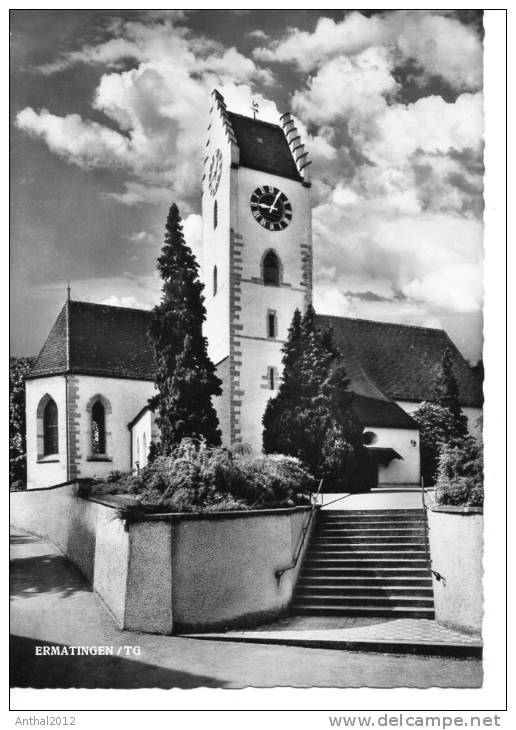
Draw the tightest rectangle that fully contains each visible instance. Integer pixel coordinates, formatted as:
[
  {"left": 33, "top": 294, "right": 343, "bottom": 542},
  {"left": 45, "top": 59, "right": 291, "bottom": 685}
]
[{"left": 270, "top": 190, "right": 281, "bottom": 211}]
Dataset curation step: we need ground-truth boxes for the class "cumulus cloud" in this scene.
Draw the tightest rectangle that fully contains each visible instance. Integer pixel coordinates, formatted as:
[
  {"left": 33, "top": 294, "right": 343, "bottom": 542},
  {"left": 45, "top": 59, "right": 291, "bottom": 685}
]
[
  {"left": 101, "top": 294, "right": 148, "bottom": 309},
  {"left": 253, "top": 10, "right": 482, "bottom": 90},
  {"left": 15, "top": 10, "right": 484, "bottom": 343},
  {"left": 17, "top": 17, "right": 275, "bottom": 207}
]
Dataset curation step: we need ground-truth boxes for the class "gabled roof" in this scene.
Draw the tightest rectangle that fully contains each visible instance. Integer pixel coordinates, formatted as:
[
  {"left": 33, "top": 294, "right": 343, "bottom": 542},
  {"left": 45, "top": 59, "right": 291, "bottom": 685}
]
[
  {"left": 28, "top": 300, "right": 155, "bottom": 381},
  {"left": 227, "top": 112, "right": 302, "bottom": 182},
  {"left": 316, "top": 314, "right": 483, "bottom": 408}
]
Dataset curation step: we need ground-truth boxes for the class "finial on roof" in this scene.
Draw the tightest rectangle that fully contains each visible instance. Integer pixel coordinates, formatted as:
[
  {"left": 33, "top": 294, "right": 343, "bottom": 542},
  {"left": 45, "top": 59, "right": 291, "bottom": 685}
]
[
  {"left": 67, "top": 282, "right": 71, "bottom": 301},
  {"left": 251, "top": 99, "right": 259, "bottom": 120}
]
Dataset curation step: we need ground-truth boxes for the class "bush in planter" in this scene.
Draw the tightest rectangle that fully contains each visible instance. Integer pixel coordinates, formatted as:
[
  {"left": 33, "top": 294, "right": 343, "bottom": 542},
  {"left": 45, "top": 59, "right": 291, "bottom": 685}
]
[
  {"left": 435, "top": 436, "right": 483, "bottom": 508},
  {"left": 103, "top": 438, "right": 315, "bottom": 516}
]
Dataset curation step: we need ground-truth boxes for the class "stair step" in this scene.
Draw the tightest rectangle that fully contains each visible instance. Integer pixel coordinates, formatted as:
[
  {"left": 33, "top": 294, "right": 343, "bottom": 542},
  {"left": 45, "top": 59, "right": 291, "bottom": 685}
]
[
  {"left": 301, "top": 568, "right": 432, "bottom": 578},
  {"left": 319, "top": 510, "right": 424, "bottom": 515},
  {"left": 312, "top": 535, "right": 426, "bottom": 545},
  {"left": 317, "top": 530, "right": 425, "bottom": 538},
  {"left": 306, "top": 545, "right": 426, "bottom": 560},
  {"left": 311, "top": 535, "right": 426, "bottom": 550},
  {"left": 319, "top": 515, "right": 425, "bottom": 523},
  {"left": 295, "top": 585, "right": 434, "bottom": 597},
  {"left": 293, "top": 594, "right": 434, "bottom": 608},
  {"left": 292, "top": 606, "right": 435, "bottom": 618},
  {"left": 297, "top": 576, "right": 433, "bottom": 586},
  {"left": 304, "top": 560, "right": 429, "bottom": 570}
]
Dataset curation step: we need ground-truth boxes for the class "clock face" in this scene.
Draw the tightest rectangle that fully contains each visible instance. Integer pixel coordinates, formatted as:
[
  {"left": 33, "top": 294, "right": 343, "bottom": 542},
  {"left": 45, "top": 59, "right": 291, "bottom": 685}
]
[
  {"left": 208, "top": 149, "right": 223, "bottom": 196},
  {"left": 250, "top": 186, "right": 292, "bottom": 232}
]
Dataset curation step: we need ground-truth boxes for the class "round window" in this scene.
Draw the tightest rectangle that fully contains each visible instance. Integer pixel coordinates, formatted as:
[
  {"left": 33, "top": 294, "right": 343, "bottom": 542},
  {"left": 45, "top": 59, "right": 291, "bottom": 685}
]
[{"left": 362, "top": 431, "right": 378, "bottom": 445}]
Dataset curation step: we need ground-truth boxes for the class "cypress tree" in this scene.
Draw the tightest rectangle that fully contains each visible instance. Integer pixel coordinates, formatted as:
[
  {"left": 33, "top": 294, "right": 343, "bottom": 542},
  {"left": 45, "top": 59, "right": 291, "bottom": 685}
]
[
  {"left": 263, "top": 305, "right": 369, "bottom": 491},
  {"left": 433, "top": 347, "right": 468, "bottom": 437},
  {"left": 148, "top": 203, "right": 222, "bottom": 452}
]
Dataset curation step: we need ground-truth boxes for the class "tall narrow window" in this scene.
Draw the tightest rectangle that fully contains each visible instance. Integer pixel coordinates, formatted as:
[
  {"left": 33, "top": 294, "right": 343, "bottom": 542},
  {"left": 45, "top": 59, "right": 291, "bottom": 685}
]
[
  {"left": 213, "top": 265, "right": 218, "bottom": 296},
  {"left": 213, "top": 199, "right": 218, "bottom": 229},
  {"left": 43, "top": 398, "right": 58, "bottom": 455},
  {"left": 91, "top": 400, "right": 106, "bottom": 454},
  {"left": 267, "top": 311, "right": 276, "bottom": 338},
  {"left": 263, "top": 250, "right": 280, "bottom": 286},
  {"left": 268, "top": 367, "right": 275, "bottom": 390}
]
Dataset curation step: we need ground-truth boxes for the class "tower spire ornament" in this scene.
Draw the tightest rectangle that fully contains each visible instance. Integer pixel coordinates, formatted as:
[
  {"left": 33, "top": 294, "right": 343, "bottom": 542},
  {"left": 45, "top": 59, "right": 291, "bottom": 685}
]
[
  {"left": 66, "top": 281, "right": 71, "bottom": 301},
  {"left": 251, "top": 99, "right": 259, "bottom": 120}
]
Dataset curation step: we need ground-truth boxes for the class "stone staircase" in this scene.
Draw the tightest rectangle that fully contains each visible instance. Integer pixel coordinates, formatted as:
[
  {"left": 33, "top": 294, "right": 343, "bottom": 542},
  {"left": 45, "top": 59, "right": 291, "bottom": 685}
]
[{"left": 292, "top": 509, "right": 435, "bottom": 618}]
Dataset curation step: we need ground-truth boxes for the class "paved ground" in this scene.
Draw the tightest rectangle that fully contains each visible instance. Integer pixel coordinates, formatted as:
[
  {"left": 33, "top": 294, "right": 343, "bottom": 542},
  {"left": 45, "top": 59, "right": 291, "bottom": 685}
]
[
  {"left": 316, "top": 486, "right": 434, "bottom": 511},
  {"left": 10, "top": 529, "right": 482, "bottom": 689},
  {"left": 188, "top": 615, "right": 482, "bottom": 657}
]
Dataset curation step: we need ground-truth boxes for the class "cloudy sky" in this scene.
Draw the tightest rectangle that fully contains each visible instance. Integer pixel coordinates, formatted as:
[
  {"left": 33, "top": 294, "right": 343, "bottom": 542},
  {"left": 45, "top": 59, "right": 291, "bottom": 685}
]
[{"left": 10, "top": 9, "right": 484, "bottom": 362}]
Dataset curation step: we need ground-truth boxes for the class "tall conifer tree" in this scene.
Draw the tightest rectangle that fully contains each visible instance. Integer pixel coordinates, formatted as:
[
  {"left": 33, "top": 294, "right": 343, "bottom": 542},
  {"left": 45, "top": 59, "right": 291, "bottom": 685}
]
[
  {"left": 263, "top": 306, "right": 369, "bottom": 491},
  {"left": 433, "top": 348, "right": 468, "bottom": 437},
  {"left": 149, "top": 203, "right": 222, "bottom": 452}
]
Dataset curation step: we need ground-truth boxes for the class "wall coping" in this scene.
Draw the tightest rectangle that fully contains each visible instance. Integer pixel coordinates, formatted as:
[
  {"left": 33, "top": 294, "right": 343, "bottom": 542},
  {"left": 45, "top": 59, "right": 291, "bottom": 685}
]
[
  {"left": 125, "top": 504, "right": 313, "bottom": 522},
  {"left": 428, "top": 503, "right": 483, "bottom": 515}
]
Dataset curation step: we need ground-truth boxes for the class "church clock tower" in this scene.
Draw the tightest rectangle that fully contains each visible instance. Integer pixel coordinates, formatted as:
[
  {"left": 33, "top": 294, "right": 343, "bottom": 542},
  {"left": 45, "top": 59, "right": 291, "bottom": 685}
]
[{"left": 201, "top": 90, "right": 312, "bottom": 452}]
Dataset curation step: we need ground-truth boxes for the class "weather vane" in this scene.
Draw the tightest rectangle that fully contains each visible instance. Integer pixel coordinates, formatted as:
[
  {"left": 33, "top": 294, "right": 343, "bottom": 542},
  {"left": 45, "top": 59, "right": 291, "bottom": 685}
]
[{"left": 251, "top": 99, "right": 259, "bottom": 120}]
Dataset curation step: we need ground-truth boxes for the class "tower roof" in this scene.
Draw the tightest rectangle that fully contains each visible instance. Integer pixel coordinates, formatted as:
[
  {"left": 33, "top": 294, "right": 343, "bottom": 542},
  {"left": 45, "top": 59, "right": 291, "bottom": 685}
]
[{"left": 227, "top": 111, "right": 302, "bottom": 181}]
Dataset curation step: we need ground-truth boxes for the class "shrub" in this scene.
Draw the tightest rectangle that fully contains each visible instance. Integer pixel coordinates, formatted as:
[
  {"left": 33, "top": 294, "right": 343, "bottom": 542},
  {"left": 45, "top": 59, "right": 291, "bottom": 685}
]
[
  {"left": 412, "top": 402, "right": 459, "bottom": 486},
  {"left": 96, "top": 439, "right": 315, "bottom": 515},
  {"left": 435, "top": 437, "right": 483, "bottom": 507}
]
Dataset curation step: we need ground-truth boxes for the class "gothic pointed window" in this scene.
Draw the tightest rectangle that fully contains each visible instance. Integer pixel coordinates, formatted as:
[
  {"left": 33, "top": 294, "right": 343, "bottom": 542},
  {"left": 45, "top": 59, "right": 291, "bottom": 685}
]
[
  {"left": 213, "top": 200, "right": 218, "bottom": 229},
  {"left": 263, "top": 250, "right": 280, "bottom": 286},
  {"left": 213, "top": 265, "right": 218, "bottom": 296},
  {"left": 91, "top": 400, "right": 106, "bottom": 454},
  {"left": 43, "top": 398, "right": 58, "bottom": 455}
]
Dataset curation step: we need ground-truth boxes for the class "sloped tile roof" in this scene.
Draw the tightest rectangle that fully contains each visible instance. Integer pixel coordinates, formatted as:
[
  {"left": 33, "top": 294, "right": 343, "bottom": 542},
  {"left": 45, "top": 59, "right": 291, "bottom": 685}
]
[
  {"left": 317, "top": 314, "right": 483, "bottom": 408},
  {"left": 28, "top": 301, "right": 156, "bottom": 381},
  {"left": 227, "top": 112, "right": 302, "bottom": 181}
]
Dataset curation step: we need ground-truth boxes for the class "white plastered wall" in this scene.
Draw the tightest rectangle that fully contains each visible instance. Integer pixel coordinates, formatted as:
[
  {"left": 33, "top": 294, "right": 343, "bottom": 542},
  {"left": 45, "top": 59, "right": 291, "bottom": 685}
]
[
  {"left": 234, "top": 168, "right": 311, "bottom": 452},
  {"left": 73, "top": 375, "right": 155, "bottom": 479},
  {"left": 130, "top": 409, "right": 159, "bottom": 471},
  {"left": 365, "top": 426, "right": 421, "bottom": 485},
  {"left": 26, "top": 376, "right": 68, "bottom": 489}
]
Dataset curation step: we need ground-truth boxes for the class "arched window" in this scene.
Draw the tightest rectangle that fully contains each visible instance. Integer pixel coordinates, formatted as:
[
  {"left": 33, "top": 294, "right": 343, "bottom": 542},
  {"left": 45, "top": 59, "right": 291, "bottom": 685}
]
[
  {"left": 213, "top": 200, "right": 218, "bottom": 229},
  {"left": 213, "top": 265, "right": 218, "bottom": 296},
  {"left": 43, "top": 398, "right": 58, "bottom": 455},
  {"left": 263, "top": 250, "right": 280, "bottom": 286},
  {"left": 91, "top": 400, "right": 106, "bottom": 454}
]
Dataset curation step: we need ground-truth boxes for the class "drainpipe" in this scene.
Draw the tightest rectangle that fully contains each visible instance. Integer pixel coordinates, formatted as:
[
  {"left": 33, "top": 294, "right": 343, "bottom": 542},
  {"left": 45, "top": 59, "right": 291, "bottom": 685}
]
[{"left": 65, "top": 373, "right": 70, "bottom": 481}]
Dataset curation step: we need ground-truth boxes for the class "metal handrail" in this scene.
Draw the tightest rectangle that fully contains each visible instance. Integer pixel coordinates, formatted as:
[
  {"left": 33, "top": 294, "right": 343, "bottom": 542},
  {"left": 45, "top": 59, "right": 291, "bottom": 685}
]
[
  {"left": 275, "top": 478, "right": 323, "bottom": 583},
  {"left": 420, "top": 477, "right": 445, "bottom": 584}
]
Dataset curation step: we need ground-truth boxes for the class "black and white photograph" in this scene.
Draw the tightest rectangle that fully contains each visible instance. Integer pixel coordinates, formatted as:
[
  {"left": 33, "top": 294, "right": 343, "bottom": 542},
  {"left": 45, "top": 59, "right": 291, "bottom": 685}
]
[{"left": 8, "top": 4, "right": 507, "bottom": 718}]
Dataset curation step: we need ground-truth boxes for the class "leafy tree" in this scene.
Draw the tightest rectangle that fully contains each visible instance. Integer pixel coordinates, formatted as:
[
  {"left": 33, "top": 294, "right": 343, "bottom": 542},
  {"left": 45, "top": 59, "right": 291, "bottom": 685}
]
[
  {"left": 412, "top": 401, "right": 459, "bottom": 486},
  {"left": 10, "top": 356, "right": 35, "bottom": 489},
  {"left": 433, "top": 348, "right": 468, "bottom": 437},
  {"left": 263, "top": 306, "right": 369, "bottom": 491},
  {"left": 148, "top": 203, "right": 222, "bottom": 453},
  {"left": 435, "top": 436, "right": 483, "bottom": 507}
]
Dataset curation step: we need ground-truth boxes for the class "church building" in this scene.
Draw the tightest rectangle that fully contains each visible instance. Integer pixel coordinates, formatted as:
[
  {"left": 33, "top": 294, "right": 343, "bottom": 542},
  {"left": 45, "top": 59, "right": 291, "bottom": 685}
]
[{"left": 25, "top": 90, "right": 483, "bottom": 490}]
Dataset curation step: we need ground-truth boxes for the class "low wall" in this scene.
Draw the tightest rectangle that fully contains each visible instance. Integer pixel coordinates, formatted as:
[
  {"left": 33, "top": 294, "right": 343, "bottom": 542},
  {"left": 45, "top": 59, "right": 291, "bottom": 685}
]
[
  {"left": 427, "top": 504, "right": 484, "bottom": 634},
  {"left": 169, "top": 507, "right": 311, "bottom": 631},
  {"left": 10, "top": 483, "right": 129, "bottom": 627},
  {"left": 10, "top": 484, "right": 313, "bottom": 634}
]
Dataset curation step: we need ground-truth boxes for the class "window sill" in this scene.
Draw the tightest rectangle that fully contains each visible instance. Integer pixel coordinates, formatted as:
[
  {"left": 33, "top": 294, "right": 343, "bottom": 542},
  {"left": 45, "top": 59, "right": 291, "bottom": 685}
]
[
  {"left": 87, "top": 455, "right": 112, "bottom": 462},
  {"left": 37, "top": 456, "right": 60, "bottom": 464}
]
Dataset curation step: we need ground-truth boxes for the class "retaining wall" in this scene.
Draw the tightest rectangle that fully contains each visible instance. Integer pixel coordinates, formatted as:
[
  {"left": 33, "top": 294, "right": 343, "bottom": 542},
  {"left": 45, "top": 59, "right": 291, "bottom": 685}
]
[
  {"left": 427, "top": 504, "right": 484, "bottom": 634},
  {"left": 10, "top": 483, "right": 313, "bottom": 634}
]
